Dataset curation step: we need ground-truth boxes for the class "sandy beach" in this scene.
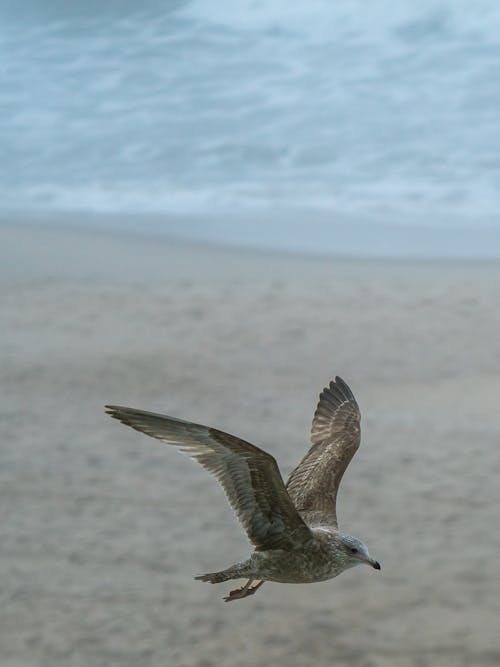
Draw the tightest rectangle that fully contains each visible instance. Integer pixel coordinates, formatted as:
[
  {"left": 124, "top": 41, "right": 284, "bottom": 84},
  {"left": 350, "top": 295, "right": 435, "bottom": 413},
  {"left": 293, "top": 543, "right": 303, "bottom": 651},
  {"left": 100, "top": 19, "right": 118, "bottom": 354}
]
[{"left": 1, "top": 220, "right": 500, "bottom": 667}]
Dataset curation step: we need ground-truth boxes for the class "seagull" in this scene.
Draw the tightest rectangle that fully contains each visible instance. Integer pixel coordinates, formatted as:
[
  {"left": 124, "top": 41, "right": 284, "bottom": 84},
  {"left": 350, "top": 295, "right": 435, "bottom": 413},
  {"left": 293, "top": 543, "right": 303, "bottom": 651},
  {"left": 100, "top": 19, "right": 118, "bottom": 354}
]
[{"left": 105, "top": 376, "right": 380, "bottom": 602}]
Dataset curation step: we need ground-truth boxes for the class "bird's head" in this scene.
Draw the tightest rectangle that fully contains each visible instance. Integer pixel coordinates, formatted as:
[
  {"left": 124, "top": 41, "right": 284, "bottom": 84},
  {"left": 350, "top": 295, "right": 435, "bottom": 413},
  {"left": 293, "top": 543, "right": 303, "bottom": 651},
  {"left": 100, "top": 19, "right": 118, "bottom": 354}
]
[{"left": 336, "top": 533, "right": 381, "bottom": 571}]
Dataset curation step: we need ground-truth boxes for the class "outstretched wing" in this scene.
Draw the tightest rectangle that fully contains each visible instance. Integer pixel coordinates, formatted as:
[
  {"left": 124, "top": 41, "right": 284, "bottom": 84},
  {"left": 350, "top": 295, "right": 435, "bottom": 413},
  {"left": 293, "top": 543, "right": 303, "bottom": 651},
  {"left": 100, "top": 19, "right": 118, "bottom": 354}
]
[
  {"left": 106, "top": 406, "right": 312, "bottom": 551},
  {"left": 285, "top": 376, "right": 361, "bottom": 528}
]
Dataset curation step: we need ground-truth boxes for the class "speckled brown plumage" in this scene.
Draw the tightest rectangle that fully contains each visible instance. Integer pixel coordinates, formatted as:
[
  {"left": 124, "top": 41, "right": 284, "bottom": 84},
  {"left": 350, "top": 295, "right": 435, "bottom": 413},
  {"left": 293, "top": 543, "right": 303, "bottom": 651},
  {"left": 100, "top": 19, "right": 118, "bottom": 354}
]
[
  {"left": 286, "top": 376, "right": 361, "bottom": 528},
  {"left": 106, "top": 376, "right": 380, "bottom": 601}
]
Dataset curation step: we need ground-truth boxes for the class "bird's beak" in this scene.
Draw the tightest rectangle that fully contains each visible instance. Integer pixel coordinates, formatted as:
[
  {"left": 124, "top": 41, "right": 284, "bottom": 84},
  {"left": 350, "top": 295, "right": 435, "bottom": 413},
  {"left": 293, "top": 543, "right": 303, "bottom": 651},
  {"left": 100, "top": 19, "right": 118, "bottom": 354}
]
[{"left": 369, "top": 558, "right": 381, "bottom": 570}]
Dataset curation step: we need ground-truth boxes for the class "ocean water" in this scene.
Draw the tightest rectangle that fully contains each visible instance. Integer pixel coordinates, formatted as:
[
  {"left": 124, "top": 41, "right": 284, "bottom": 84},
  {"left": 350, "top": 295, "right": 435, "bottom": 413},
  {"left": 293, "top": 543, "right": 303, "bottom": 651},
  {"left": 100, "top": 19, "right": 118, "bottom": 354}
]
[{"left": 1, "top": 0, "right": 500, "bottom": 256}]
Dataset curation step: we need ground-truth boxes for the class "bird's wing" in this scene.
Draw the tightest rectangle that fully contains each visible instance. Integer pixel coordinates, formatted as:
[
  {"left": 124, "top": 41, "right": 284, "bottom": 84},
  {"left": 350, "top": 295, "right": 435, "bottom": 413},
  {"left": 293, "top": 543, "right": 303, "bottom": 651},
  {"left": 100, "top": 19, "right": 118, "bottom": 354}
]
[
  {"left": 105, "top": 406, "right": 312, "bottom": 551},
  {"left": 285, "top": 376, "right": 361, "bottom": 528}
]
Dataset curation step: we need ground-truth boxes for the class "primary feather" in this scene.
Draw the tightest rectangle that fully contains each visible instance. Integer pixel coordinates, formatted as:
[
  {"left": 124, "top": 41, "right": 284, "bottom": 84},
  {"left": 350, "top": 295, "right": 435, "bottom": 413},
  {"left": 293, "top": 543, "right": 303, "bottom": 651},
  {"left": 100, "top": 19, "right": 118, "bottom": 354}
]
[
  {"left": 104, "top": 406, "right": 312, "bottom": 551},
  {"left": 286, "top": 376, "right": 361, "bottom": 528}
]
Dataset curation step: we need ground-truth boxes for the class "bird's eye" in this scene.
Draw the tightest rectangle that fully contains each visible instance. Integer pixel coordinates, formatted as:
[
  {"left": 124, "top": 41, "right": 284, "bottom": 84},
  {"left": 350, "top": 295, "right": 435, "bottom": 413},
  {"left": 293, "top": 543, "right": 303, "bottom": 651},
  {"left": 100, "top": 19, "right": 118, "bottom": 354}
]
[{"left": 350, "top": 548, "right": 358, "bottom": 554}]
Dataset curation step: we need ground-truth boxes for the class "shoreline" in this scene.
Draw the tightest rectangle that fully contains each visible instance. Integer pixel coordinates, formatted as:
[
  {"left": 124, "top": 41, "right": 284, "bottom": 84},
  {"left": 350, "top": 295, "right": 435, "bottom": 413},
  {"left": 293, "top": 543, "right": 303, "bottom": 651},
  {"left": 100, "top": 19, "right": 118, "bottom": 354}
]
[
  {"left": 2, "top": 214, "right": 500, "bottom": 267},
  {"left": 1, "top": 218, "right": 500, "bottom": 290}
]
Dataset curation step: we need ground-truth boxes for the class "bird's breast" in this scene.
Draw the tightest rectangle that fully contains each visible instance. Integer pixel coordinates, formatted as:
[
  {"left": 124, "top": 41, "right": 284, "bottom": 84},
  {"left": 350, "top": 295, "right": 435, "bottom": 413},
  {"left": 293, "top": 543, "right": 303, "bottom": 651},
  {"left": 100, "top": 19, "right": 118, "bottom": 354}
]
[{"left": 250, "top": 539, "right": 344, "bottom": 584}]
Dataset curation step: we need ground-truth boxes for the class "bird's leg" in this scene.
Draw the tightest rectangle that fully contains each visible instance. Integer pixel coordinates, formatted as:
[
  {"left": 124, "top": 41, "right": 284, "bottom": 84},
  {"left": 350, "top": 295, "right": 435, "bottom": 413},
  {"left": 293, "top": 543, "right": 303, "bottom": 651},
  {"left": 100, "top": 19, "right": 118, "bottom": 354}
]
[
  {"left": 246, "top": 579, "right": 264, "bottom": 596},
  {"left": 223, "top": 578, "right": 253, "bottom": 602},
  {"left": 223, "top": 579, "right": 264, "bottom": 602}
]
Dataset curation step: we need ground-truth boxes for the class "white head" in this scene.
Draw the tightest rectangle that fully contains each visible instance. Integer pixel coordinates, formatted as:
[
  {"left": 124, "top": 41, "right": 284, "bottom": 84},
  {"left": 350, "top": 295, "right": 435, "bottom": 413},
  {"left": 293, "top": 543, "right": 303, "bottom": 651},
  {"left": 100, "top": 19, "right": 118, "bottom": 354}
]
[{"left": 336, "top": 533, "right": 381, "bottom": 571}]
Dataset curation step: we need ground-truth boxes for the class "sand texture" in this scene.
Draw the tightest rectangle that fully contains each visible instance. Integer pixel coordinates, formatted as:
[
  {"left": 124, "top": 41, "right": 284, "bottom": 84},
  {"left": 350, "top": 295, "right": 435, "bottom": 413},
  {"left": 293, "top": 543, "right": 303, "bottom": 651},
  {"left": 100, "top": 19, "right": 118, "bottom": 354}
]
[{"left": 1, "top": 222, "right": 500, "bottom": 667}]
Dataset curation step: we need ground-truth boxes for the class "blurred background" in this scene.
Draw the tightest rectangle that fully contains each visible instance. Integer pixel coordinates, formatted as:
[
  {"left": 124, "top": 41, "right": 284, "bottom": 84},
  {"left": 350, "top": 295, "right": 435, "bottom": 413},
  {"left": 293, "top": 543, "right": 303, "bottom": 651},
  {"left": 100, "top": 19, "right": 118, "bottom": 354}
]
[
  {"left": 1, "top": 2, "right": 500, "bottom": 667},
  {"left": 1, "top": 0, "right": 500, "bottom": 254}
]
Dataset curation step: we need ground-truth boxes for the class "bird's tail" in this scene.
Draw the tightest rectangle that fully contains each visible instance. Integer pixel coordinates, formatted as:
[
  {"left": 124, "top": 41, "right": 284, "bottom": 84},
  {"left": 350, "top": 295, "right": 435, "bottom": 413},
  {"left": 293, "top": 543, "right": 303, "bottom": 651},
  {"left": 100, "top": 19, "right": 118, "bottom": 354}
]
[
  {"left": 195, "top": 571, "right": 233, "bottom": 584},
  {"left": 195, "top": 563, "right": 248, "bottom": 584}
]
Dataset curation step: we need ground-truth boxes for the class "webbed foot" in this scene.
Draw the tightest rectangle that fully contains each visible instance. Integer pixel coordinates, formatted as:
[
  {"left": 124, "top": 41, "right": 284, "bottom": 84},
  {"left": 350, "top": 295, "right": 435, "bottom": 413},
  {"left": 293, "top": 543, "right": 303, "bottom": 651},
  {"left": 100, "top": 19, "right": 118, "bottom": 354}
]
[{"left": 223, "top": 579, "right": 264, "bottom": 602}]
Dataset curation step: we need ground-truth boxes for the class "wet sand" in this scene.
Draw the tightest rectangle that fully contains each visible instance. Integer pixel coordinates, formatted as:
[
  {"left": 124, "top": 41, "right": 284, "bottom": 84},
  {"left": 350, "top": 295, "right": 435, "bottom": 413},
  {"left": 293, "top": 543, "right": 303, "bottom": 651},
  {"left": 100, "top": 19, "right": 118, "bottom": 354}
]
[{"left": 1, "top": 221, "right": 500, "bottom": 667}]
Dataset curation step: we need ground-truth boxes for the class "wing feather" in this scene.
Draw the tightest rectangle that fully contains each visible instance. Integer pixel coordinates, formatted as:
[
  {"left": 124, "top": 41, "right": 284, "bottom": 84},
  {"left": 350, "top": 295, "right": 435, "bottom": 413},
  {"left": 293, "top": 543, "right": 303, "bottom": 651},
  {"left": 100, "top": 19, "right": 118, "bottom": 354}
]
[
  {"left": 285, "top": 376, "right": 361, "bottom": 528},
  {"left": 105, "top": 406, "right": 312, "bottom": 551}
]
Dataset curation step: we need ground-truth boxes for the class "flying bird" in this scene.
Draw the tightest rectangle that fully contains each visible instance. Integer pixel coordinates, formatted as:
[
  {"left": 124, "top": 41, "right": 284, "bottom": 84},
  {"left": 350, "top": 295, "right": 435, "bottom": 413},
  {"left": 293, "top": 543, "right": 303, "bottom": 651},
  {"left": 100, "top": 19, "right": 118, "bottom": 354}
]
[{"left": 105, "top": 376, "right": 380, "bottom": 601}]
